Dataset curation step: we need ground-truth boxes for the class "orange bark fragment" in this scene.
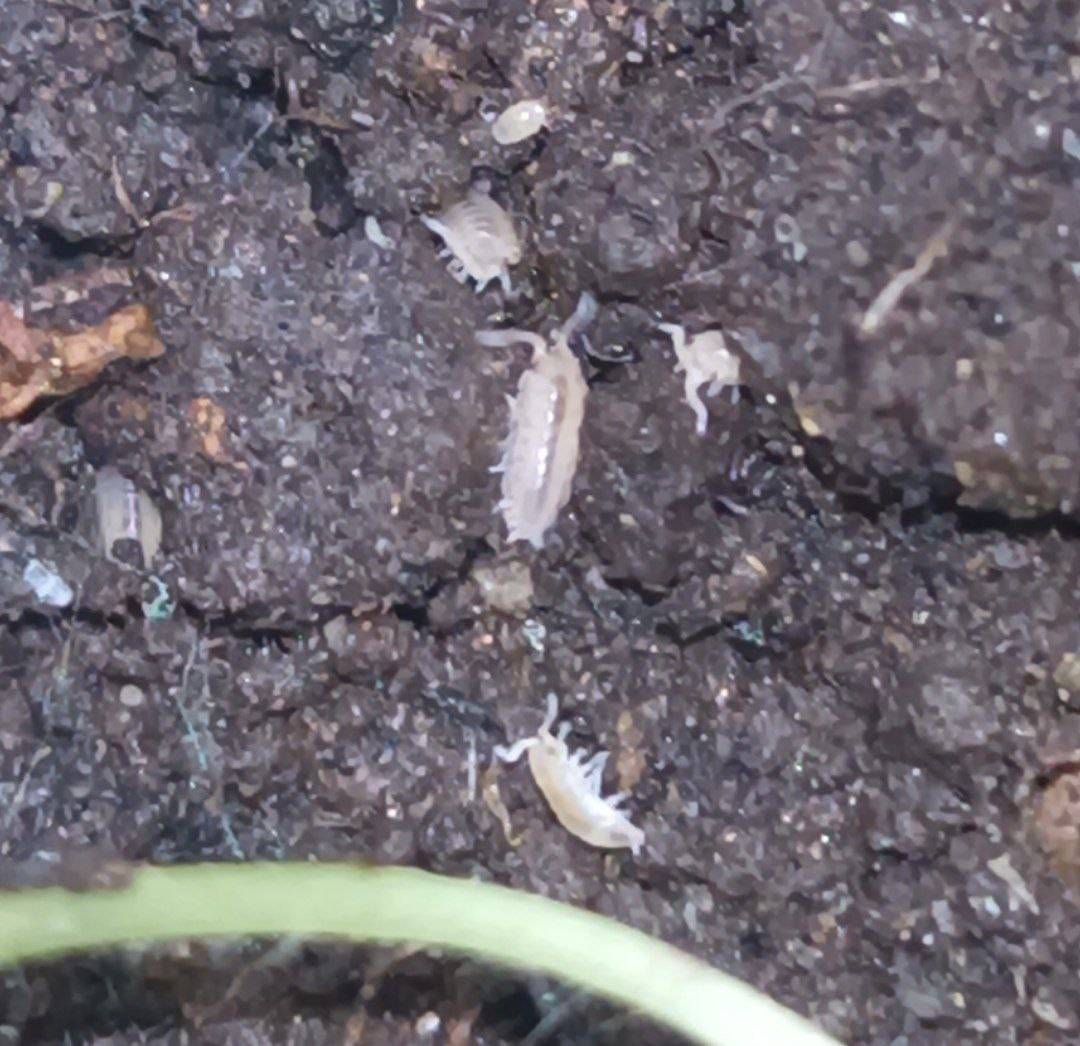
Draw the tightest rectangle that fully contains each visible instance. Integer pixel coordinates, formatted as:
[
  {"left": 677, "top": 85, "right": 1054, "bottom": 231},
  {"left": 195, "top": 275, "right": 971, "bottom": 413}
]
[
  {"left": 0, "top": 301, "right": 164, "bottom": 420},
  {"left": 187, "top": 396, "right": 246, "bottom": 468}
]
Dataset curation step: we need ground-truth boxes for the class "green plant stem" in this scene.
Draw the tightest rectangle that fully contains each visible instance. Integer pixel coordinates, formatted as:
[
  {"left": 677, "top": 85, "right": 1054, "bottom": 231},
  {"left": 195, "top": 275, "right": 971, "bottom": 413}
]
[{"left": 0, "top": 863, "right": 837, "bottom": 1046}]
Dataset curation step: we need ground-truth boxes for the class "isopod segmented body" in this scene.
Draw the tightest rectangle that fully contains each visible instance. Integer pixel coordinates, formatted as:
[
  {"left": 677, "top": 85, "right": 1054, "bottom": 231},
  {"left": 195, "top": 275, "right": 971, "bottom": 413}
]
[
  {"left": 478, "top": 295, "right": 596, "bottom": 549},
  {"left": 421, "top": 189, "right": 522, "bottom": 294},
  {"left": 494, "top": 692, "right": 645, "bottom": 854}
]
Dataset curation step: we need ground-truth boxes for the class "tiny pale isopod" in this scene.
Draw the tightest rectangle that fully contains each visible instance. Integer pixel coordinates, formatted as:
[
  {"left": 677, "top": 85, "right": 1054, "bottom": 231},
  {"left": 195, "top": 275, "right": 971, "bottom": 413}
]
[
  {"left": 492, "top": 100, "right": 547, "bottom": 145},
  {"left": 477, "top": 294, "right": 596, "bottom": 549},
  {"left": 494, "top": 693, "right": 644, "bottom": 854},
  {"left": 421, "top": 190, "right": 521, "bottom": 294}
]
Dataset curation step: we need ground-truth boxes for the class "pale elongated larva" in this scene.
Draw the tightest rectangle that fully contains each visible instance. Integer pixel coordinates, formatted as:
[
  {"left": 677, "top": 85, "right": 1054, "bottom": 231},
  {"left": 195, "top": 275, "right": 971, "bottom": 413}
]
[
  {"left": 494, "top": 693, "right": 645, "bottom": 855},
  {"left": 478, "top": 295, "right": 596, "bottom": 548},
  {"left": 657, "top": 322, "right": 741, "bottom": 435},
  {"left": 94, "top": 467, "right": 162, "bottom": 567}
]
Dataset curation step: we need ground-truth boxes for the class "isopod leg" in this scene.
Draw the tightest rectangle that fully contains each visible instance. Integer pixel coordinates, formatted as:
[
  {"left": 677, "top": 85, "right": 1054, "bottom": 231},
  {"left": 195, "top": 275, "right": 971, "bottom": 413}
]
[
  {"left": 476, "top": 329, "right": 548, "bottom": 358},
  {"left": 686, "top": 376, "right": 709, "bottom": 435},
  {"left": 582, "top": 750, "right": 607, "bottom": 773},
  {"left": 582, "top": 751, "right": 609, "bottom": 793},
  {"left": 561, "top": 292, "right": 598, "bottom": 341},
  {"left": 706, "top": 379, "right": 740, "bottom": 406},
  {"left": 420, "top": 215, "right": 449, "bottom": 240},
  {"left": 539, "top": 692, "right": 559, "bottom": 735},
  {"left": 494, "top": 737, "right": 537, "bottom": 764},
  {"left": 657, "top": 322, "right": 687, "bottom": 358}
]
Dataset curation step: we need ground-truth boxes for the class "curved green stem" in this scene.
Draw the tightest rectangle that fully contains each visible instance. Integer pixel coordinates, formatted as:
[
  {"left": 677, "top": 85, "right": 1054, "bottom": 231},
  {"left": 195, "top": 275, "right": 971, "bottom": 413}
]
[{"left": 0, "top": 863, "right": 837, "bottom": 1046}]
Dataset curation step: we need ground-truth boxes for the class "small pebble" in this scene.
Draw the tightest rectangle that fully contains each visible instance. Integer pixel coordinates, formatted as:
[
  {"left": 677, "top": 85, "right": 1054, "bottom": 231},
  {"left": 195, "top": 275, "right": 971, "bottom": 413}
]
[
  {"left": 473, "top": 560, "right": 534, "bottom": 615},
  {"left": 846, "top": 241, "right": 870, "bottom": 267},
  {"left": 1063, "top": 127, "right": 1080, "bottom": 161},
  {"left": 364, "top": 214, "right": 393, "bottom": 249},
  {"left": 119, "top": 684, "right": 145, "bottom": 708},
  {"left": 415, "top": 1011, "right": 441, "bottom": 1037},
  {"left": 22, "top": 558, "right": 73, "bottom": 607},
  {"left": 1053, "top": 652, "right": 1080, "bottom": 694}
]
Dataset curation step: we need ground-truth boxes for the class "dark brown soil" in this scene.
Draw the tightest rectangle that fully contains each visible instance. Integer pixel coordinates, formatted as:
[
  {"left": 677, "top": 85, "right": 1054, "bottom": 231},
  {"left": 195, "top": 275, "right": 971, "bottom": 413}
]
[{"left": 2, "top": 1, "right": 1079, "bottom": 1043}]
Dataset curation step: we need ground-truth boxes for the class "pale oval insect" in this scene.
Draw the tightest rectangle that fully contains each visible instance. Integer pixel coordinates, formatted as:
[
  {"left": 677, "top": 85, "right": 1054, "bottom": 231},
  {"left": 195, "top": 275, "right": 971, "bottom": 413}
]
[
  {"left": 494, "top": 693, "right": 645, "bottom": 855},
  {"left": 94, "top": 466, "right": 162, "bottom": 568},
  {"left": 657, "top": 322, "right": 742, "bottom": 435},
  {"left": 420, "top": 190, "right": 521, "bottom": 293},
  {"left": 492, "top": 99, "right": 547, "bottom": 145},
  {"left": 477, "top": 294, "right": 596, "bottom": 548}
]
